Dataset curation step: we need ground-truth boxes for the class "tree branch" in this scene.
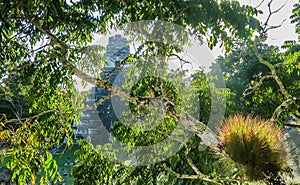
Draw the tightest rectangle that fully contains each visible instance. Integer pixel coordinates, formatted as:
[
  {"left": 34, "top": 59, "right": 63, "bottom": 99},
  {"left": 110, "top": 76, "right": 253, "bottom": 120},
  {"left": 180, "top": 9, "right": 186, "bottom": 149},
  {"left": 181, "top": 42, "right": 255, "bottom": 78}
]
[
  {"left": 243, "top": 75, "right": 273, "bottom": 97},
  {"left": 184, "top": 145, "right": 202, "bottom": 175},
  {"left": 167, "top": 53, "right": 192, "bottom": 69},
  {"left": 272, "top": 98, "right": 295, "bottom": 121},
  {"left": 253, "top": 45, "right": 290, "bottom": 99},
  {"left": 3, "top": 109, "right": 58, "bottom": 124},
  {"left": 255, "top": 0, "right": 266, "bottom": 9},
  {"left": 28, "top": 17, "right": 135, "bottom": 107},
  {"left": 284, "top": 123, "right": 300, "bottom": 128},
  {"left": 78, "top": 94, "right": 112, "bottom": 113},
  {"left": 252, "top": 44, "right": 297, "bottom": 121},
  {"left": 164, "top": 164, "right": 222, "bottom": 184},
  {"left": 264, "top": 19, "right": 286, "bottom": 33},
  {"left": 262, "top": 0, "right": 287, "bottom": 34},
  {"left": 25, "top": 12, "right": 219, "bottom": 148}
]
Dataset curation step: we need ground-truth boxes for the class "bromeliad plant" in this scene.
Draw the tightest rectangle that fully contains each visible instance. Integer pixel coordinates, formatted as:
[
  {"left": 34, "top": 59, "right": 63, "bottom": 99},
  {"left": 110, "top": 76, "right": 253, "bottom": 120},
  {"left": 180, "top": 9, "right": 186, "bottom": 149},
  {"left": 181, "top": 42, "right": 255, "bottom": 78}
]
[{"left": 217, "top": 114, "right": 288, "bottom": 183}]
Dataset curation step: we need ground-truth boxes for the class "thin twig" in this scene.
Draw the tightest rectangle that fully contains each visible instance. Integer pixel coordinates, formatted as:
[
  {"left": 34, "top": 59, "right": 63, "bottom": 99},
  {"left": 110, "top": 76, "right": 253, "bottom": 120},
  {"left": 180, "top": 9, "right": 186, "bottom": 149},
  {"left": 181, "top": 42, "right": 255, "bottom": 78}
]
[
  {"left": 262, "top": 0, "right": 287, "bottom": 34},
  {"left": 264, "top": 19, "right": 286, "bottom": 33},
  {"left": 78, "top": 95, "right": 112, "bottom": 113},
  {"left": 167, "top": 53, "right": 192, "bottom": 69},
  {"left": 255, "top": 0, "right": 266, "bottom": 9},
  {"left": 4, "top": 109, "right": 58, "bottom": 124}
]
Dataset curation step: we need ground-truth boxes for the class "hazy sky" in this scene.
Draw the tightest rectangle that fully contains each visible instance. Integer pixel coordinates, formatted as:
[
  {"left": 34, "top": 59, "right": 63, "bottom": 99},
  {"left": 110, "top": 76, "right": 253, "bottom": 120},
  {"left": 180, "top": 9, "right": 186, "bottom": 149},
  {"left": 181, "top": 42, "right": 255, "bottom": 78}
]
[
  {"left": 240, "top": 0, "right": 298, "bottom": 45},
  {"left": 93, "top": 1, "right": 298, "bottom": 60},
  {"left": 212, "top": 0, "right": 298, "bottom": 57},
  {"left": 76, "top": 0, "right": 298, "bottom": 92}
]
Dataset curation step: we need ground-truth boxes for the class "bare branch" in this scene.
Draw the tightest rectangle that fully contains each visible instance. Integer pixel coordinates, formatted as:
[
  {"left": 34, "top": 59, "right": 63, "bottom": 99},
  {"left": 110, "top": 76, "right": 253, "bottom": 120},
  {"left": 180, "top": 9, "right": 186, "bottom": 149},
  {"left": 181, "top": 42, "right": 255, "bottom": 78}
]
[
  {"left": 30, "top": 44, "right": 50, "bottom": 53},
  {"left": 271, "top": 0, "right": 287, "bottom": 14},
  {"left": 0, "top": 99, "right": 21, "bottom": 121},
  {"left": 102, "top": 56, "right": 129, "bottom": 81},
  {"left": 263, "top": 0, "right": 275, "bottom": 31},
  {"left": 255, "top": 0, "right": 266, "bottom": 9},
  {"left": 252, "top": 44, "right": 297, "bottom": 122},
  {"left": 167, "top": 53, "right": 192, "bottom": 69},
  {"left": 262, "top": 0, "right": 287, "bottom": 34},
  {"left": 30, "top": 19, "right": 68, "bottom": 51},
  {"left": 284, "top": 122, "right": 300, "bottom": 128},
  {"left": 264, "top": 19, "right": 286, "bottom": 33},
  {"left": 27, "top": 18, "right": 135, "bottom": 108}
]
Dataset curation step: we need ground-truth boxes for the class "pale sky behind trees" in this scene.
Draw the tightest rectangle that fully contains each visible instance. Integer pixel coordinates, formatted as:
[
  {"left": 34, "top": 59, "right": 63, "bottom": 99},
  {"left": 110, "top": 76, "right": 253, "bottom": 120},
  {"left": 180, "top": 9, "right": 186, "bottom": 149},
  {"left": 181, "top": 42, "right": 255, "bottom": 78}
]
[
  {"left": 240, "top": 0, "right": 297, "bottom": 46},
  {"left": 76, "top": 0, "right": 298, "bottom": 92},
  {"left": 211, "top": 0, "right": 298, "bottom": 61}
]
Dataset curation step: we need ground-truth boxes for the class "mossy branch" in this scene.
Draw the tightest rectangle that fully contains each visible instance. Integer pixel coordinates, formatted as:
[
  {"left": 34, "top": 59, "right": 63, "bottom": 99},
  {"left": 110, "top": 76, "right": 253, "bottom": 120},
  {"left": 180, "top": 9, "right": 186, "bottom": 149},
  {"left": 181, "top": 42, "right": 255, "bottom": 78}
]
[{"left": 252, "top": 44, "right": 296, "bottom": 121}]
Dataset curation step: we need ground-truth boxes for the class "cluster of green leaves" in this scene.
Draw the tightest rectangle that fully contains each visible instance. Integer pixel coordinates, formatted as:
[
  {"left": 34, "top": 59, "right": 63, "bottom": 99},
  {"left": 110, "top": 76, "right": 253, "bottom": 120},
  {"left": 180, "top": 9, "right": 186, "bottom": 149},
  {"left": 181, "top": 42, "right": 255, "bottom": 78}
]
[
  {"left": 73, "top": 140, "right": 129, "bottom": 185},
  {"left": 73, "top": 136, "right": 243, "bottom": 185},
  {"left": 110, "top": 76, "right": 179, "bottom": 145},
  {"left": 218, "top": 42, "right": 300, "bottom": 123},
  {"left": 0, "top": 0, "right": 263, "bottom": 184},
  {"left": 74, "top": 139, "right": 173, "bottom": 185},
  {"left": 210, "top": 3, "right": 300, "bottom": 183},
  {"left": 0, "top": 70, "right": 81, "bottom": 183},
  {"left": 73, "top": 66, "right": 242, "bottom": 184}
]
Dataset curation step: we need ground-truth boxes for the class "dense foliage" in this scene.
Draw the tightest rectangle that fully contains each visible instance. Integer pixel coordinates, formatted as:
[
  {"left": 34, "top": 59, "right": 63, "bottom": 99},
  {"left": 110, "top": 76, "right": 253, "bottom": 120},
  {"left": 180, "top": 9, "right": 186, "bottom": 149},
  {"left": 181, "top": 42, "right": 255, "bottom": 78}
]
[{"left": 0, "top": 0, "right": 299, "bottom": 184}]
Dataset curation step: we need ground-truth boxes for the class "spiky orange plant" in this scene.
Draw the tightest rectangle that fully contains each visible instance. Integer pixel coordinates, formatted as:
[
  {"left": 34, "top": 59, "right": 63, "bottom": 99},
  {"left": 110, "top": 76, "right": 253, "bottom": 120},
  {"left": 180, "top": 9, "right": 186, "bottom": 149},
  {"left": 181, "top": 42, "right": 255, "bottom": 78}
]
[{"left": 217, "top": 114, "right": 288, "bottom": 181}]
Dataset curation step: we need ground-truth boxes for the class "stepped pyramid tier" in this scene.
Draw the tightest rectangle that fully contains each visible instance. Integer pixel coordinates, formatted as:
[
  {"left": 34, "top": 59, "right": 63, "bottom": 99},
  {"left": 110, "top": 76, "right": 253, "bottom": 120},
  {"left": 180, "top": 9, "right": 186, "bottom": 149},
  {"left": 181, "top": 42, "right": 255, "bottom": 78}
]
[
  {"left": 104, "top": 34, "right": 130, "bottom": 67},
  {"left": 77, "top": 35, "right": 130, "bottom": 146}
]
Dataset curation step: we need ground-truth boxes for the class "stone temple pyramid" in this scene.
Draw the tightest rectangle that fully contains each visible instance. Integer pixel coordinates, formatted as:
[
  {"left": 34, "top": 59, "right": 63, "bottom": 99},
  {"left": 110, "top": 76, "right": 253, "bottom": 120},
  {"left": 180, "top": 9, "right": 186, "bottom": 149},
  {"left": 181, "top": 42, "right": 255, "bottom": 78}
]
[{"left": 77, "top": 35, "right": 130, "bottom": 146}]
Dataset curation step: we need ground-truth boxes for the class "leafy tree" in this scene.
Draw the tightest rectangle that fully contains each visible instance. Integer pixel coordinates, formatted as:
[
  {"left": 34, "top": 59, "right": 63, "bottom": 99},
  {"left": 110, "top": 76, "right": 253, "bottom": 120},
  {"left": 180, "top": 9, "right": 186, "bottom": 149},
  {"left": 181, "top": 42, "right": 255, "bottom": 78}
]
[
  {"left": 217, "top": 3, "right": 300, "bottom": 125},
  {"left": 213, "top": 1, "right": 300, "bottom": 183},
  {"left": 4, "top": 0, "right": 293, "bottom": 184}
]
